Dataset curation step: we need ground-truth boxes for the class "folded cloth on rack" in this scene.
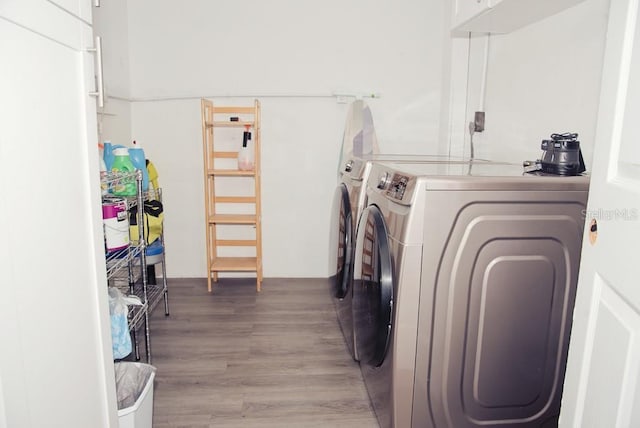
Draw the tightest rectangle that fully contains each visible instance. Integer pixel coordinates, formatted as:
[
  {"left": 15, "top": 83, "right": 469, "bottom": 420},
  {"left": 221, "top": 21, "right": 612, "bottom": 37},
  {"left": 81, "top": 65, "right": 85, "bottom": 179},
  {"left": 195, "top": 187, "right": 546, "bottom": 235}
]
[{"left": 129, "top": 199, "right": 164, "bottom": 245}]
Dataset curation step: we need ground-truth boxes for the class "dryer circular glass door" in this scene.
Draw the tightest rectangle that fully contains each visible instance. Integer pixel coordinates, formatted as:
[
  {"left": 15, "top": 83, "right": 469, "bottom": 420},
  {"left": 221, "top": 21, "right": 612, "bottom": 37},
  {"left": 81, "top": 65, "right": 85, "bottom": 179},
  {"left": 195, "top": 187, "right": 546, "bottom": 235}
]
[
  {"left": 353, "top": 205, "right": 393, "bottom": 367},
  {"left": 331, "top": 183, "right": 353, "bottom": 299}
]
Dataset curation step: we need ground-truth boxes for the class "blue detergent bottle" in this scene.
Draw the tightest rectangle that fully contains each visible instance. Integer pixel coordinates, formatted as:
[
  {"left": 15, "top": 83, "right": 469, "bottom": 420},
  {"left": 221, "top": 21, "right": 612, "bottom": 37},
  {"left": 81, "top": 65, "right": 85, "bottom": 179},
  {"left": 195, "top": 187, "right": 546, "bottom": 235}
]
[
  {"left": 103, "top": 140, "right": 115, "bottom": 171},
  {"left": 129, "top": 141, "right": 149, "bottom": 191}
]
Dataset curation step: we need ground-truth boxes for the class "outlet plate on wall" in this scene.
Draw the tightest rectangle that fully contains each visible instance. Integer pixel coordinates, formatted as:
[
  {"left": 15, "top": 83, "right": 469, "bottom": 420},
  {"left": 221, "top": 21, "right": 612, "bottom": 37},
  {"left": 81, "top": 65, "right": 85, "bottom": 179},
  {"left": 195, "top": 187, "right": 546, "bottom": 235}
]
[{"left": 474, "top": 111, "right": 485, "bottom": 132}]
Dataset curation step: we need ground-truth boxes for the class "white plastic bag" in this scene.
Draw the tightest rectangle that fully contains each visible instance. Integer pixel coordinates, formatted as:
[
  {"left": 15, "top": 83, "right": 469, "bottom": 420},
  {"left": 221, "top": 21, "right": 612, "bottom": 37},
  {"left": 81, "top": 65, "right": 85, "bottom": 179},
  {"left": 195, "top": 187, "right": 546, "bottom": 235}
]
[
  {"left": 114, "top": 362, "right": 156, "bottom": 410},
  {"left": 108, "top": 287, "right": 142, "bottom": 359}
]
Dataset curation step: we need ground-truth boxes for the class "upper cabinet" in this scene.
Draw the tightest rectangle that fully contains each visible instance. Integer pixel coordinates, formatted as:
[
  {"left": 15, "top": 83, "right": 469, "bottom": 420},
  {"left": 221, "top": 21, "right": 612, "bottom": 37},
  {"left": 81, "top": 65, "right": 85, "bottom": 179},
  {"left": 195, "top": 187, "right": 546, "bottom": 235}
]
[
  {"left": 452, "top": 0, "right": 587, "bottom": 33},
  {"left": 49, "top": 0, "right": 93, "bottom": 23}
]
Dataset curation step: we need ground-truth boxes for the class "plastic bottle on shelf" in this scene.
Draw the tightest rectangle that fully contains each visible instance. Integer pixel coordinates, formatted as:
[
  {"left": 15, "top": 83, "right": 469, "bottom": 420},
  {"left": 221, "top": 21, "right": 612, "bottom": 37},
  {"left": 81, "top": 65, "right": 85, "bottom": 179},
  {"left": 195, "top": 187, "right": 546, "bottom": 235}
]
[
  {"left": 111, "top": 148, "right": 137, "bottom": 196},
  {"left": 99, "top": 144, "right": 108, "bottom": 195},
  {"left": 238, "top": 128, "right": 254, "bottom": 171},
  {"left": 129, "top": 140, "right": 149, "bottom": 191},
  {"left": 103, "top": 140, "right": 115, "bottom": 171},
  {"left": 102, "top": 197, "right": 130, "bottom": 252}
]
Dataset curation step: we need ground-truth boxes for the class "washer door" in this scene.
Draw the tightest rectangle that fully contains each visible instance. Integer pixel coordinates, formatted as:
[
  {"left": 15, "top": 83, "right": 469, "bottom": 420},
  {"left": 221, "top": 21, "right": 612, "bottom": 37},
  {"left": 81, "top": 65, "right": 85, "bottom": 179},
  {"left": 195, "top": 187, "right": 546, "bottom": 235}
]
[
  {"left": 331, "top": 183, "right": 353, "bottom": 299},
  {"left": 353, "top": 205, "right": 393, "bottom": 367}
]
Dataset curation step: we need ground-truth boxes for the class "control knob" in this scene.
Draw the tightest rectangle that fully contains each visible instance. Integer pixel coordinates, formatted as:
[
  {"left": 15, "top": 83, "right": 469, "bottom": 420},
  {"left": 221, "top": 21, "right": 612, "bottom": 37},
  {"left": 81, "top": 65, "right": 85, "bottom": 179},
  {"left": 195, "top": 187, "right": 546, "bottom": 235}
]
[
  {"left": 344, "top": 160, "right": 353, "bottom": 172},
  {"left": 377, "top": 172, "right": 390, "bottom": 190}
]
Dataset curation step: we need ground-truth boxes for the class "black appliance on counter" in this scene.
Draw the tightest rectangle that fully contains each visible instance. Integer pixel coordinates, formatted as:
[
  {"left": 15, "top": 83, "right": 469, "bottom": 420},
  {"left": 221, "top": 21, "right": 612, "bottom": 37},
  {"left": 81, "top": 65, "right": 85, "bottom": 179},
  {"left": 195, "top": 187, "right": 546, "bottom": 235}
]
[{"left": 524, "top": 132, "right": 586, "bottom": 176}]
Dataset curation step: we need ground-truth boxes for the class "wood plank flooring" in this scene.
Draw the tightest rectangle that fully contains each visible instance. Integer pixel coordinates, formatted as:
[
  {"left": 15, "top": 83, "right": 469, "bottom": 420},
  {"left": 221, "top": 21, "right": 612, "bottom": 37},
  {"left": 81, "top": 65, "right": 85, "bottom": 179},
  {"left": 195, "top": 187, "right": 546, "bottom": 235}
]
[{"left": 148, "top": 278, "right": 379, "bottom": 427}]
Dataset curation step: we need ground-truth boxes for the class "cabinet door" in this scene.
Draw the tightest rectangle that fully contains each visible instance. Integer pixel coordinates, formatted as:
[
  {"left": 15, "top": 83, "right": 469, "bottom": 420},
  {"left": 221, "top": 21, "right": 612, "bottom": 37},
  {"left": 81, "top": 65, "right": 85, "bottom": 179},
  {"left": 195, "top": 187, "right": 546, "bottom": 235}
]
[
  {"left": 452, "top": 0, "right": 587, "bottom": 33},
  {"left": 0, "top": 0, "right": 88, "bottom": 44},
  {"left": 0, "top": 2, "right": 117, "bottom": 427},
  {"left": 50, "top": 0, "right": 92, "bottom": 23},
  {"left": 452, "top": 0, "right": 499, "bottom": 30}
]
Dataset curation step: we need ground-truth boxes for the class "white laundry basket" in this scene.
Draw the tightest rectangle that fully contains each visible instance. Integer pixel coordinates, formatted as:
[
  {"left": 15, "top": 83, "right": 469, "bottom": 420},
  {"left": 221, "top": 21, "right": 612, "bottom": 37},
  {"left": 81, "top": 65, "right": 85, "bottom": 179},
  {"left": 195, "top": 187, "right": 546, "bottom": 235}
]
[{"left": 115, "top": 362, "right": 156, "bottom": 428}]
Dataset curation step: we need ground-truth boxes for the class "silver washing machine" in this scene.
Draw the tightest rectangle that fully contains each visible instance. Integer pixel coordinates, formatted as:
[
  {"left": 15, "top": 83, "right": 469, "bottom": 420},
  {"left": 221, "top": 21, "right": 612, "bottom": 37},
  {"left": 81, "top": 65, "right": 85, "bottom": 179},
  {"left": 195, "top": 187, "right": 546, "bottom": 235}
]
[
  {"left": 329, "top": 155, "right": 485, "bottom": 361},
  {"left": 352, "top": 161, "right": 589, "bottom": 428}
]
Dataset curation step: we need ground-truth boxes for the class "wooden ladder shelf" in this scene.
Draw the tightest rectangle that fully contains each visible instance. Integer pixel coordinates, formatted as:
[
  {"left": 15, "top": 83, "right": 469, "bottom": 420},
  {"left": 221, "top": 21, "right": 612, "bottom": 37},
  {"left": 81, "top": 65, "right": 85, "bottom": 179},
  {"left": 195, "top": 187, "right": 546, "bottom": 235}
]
[{"left": 201, "top": 99, "right": 263, "bottom": 292}]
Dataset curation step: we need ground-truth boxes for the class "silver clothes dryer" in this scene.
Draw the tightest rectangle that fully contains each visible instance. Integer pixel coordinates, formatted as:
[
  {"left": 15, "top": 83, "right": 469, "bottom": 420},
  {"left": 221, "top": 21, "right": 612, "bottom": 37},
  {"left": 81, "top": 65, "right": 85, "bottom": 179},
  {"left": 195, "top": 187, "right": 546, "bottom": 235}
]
[{"left": 352, "top": 161, "right": 589, "bottom": 428}]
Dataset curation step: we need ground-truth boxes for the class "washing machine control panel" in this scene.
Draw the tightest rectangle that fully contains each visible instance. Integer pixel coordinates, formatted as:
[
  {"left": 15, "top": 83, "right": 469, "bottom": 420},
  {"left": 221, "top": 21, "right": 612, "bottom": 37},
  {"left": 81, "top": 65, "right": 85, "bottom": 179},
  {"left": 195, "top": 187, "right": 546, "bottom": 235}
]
[{"left": 386, "top": 173, "right": 410, "bottom": 201}]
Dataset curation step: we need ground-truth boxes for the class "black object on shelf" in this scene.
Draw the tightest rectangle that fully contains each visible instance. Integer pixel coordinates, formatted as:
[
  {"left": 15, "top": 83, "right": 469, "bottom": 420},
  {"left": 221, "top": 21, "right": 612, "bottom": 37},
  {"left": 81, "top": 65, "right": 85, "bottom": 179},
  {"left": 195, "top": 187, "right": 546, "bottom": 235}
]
[
  {"left": 147, "top": 265, "right": 157, "bottom": 285},
  {"left": 242, "top": 130, "right": 251, "bottom": 148},
  {"left": 539, "top": 132, "right": 586, "bottom": 176}
]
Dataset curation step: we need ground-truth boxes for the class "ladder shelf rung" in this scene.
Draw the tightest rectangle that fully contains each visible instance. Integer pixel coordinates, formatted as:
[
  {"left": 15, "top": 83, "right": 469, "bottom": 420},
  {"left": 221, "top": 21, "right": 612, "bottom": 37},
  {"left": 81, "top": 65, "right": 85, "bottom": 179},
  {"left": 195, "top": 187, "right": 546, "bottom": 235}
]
[
  {"left": 208, "top": 169, "right": 255, "bottom": 177},
  {"left": 215, "top": 239, "right": 257, "bottom": 247},
  {"left": 214, "top": 196, "right": 256, "bottom": 204},
  {"left": 210, "top": 214, "right": 257, "bottom": 224},
  {"left": 210, "top": 121, "right": 255, "bottom": 128},
  {"left": 212, "top": 106, "right": 256, "bottom": 114},
  {"left": 213, "top": 151, "right": 238, "bottom": 159},
  {"left": 211, "top": 257, "right": 258, "bottom": 271}
]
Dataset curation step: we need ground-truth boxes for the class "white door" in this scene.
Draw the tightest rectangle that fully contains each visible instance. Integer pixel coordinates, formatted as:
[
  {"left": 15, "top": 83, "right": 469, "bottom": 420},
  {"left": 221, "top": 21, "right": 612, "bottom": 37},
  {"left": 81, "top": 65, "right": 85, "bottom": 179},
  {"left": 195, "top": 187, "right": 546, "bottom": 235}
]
[
  {"left": 560, "top": 0, "right": 640, "bottom": 426},
  {"left": 0, "top": 1, "right": 117, "bottom": 426}
]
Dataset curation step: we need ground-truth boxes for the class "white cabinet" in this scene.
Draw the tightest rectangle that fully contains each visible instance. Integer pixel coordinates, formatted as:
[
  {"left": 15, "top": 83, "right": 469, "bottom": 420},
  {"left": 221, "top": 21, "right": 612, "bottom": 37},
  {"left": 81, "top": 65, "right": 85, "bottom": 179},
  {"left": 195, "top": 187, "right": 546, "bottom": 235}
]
[
  {"left": 0, "top": 1, "right": 117, "bottom": 427},
  {"left": 453, "top": 0, "right": 502, "bottom": 31},
  {"left": 452, "top": 0, "right": 587, "bottom": 33},
  {"left": 49, "top": 0, "right": 93, "bottom": 22}
]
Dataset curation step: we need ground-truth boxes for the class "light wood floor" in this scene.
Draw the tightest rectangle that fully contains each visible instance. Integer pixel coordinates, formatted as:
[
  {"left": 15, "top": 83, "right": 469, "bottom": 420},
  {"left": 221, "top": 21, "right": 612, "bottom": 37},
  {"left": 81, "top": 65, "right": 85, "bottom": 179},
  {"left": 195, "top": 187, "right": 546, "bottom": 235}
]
[{"left": 148, "top": 277, "right": 379, "bottom": 428}]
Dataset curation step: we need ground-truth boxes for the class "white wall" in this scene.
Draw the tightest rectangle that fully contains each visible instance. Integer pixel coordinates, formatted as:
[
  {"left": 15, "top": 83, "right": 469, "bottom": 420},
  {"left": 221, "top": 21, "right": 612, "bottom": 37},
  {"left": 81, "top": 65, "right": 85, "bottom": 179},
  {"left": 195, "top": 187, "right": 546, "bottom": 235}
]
[
  {"left": 132, "top": 98, "right": 345, "bottom": 277},
  {"left": 125, "top": 0, "right": 448, "bottom": 277},
  {"left": 454, "top": 0, "right": 610, "bottom": 165},
  {"left": 105, "top": 0, "right": 610, "bottom": 278}
]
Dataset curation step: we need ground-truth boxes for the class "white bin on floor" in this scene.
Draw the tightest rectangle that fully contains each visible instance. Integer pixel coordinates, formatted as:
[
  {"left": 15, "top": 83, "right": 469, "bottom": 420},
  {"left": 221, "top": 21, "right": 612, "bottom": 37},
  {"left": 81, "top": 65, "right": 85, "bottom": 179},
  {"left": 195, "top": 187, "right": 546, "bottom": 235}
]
[{"left": 115, "top": 362, "right": 156, "bottom": 428}]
